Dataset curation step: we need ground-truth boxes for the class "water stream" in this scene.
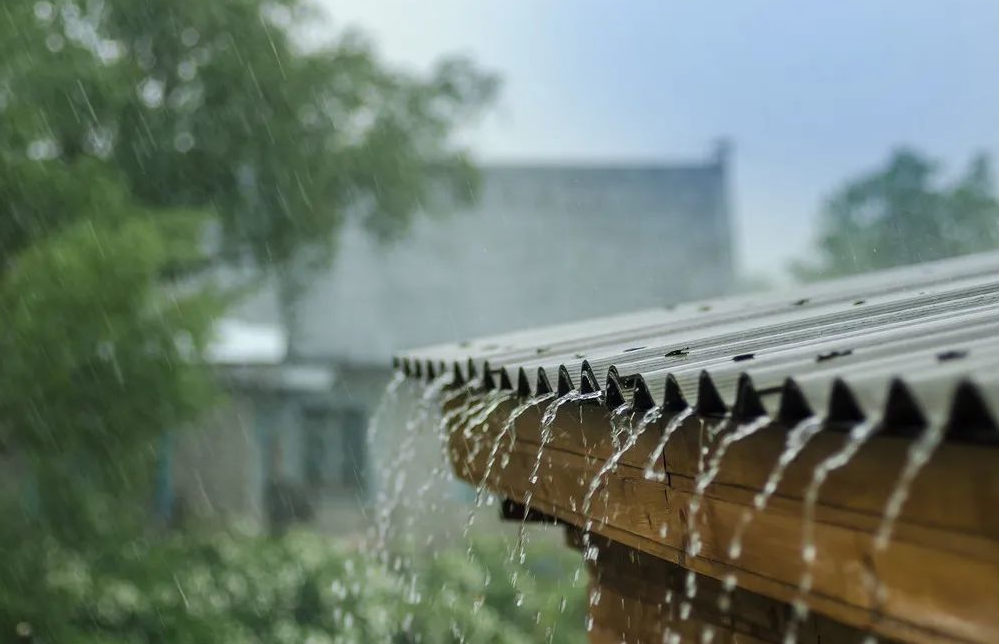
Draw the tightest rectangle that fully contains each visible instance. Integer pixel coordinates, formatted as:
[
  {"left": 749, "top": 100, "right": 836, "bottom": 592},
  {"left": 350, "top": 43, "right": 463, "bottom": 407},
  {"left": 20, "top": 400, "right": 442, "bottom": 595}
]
[
  {"left": 874, "top": 421, "right": 944, "bottom": 551},
  {"left": 512, "top": 389, "right": 602, "bottom": 566},
  {"left": 464, "top": 392, "right": 552, "bottom": 538},
  {"left": 728, "top": 416, "right": 825, "bottom": 561},
  {"left": 581, "top": 403, "right": 640, "bottom": 534},
  {"left": 679, "top": 414, "right": 771, "bottom": 622},
  {"left": 581, "top": 402, "right": 671, "bottom": 622},
  {"left": 476, "top": 393, "right": 557, "bottom": 505},
  {"left": 784, "top": 419, "right": 878, "bottom": 644},
  {"left": 860, "top": 420, "right": 946, "bottom": 639},
  {"left": 371, "top": 367, "right": 946, "bottom": 644},
  {"left": 642, "top": 406, "right": 695, "bottom": 482},
  {"left": 373, "top": 372, "right": 454, "bottom": 560},
  {"left": 702, "top": 416, "right": 826, "bottom": 631},
  {"left": 366, "top": 370, "right": 407, "bottom": 445},
  {"left": 423, "top": 381, "right": 485, "bottom": 495},
  {"left": 461, "top": 390, "right": 516, "bottom": 465}
]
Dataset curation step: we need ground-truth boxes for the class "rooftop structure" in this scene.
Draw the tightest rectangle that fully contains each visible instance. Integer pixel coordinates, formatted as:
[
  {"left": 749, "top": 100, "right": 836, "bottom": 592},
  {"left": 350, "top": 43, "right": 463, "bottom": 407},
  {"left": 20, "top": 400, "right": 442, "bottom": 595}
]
[
  {"left": 397, "top": 251, "right": 999, "bottom": 644},
  {"left": 398, "top": 251, "right": 999, "bottom": 439}
]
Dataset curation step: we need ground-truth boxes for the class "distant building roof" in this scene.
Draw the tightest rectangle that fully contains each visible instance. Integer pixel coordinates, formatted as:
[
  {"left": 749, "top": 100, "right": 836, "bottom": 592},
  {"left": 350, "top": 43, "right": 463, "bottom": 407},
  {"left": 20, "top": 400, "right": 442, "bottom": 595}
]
[
  {"left": 257, "top": 145, "right": 735, "bottom": 366},
  {"left": 397, "top": 251, "right": 999, "bottom": 440}
]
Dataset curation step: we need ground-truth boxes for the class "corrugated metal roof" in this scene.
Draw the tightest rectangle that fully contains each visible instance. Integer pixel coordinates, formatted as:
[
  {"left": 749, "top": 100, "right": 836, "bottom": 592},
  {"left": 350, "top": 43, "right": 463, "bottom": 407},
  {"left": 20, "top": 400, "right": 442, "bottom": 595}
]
[{"left": 395, "top": 251, "right": 999, "bottom": 442}]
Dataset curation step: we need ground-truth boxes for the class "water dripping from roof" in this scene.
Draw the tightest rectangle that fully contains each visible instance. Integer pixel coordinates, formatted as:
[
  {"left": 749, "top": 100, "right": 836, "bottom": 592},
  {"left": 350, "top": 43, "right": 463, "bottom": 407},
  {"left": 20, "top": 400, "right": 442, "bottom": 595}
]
[
  {"left": 366, "top": 370, "right": 406, "bottom": 445},
  {"left": 371, "top": 372, "right": 454, "bottom": 561},
  {"left": 729, "top": 416, "right": 825, "bottom": 560},
  {"left": 874, "top": 421, "right": 944, "bottom": 551},
  {"left": 463, "top": 391, "right": 542, "bottom": 540},
  {"left": 863, "top": 420, "right": 947, "bottom": 632},
  {"left": 717, "top": 416, "right": 825, "bottom": 622},
  {"left": 642, "top": 407, "right": 694, "bottom": 482},
  {"left": 679, "top": 414, "right": 771, "bottom": 623},
  {"left": 511, "top": 389, "right": 602, "bottom": 586},
  {"left": 784, "top": 418, "right": 879, "bottom": 644},
  {"left": 479, "top": 393, "right": 556, "bottom": 502},
  {"left": 582, "top": 403, "right": 642, "bottom": 533}
]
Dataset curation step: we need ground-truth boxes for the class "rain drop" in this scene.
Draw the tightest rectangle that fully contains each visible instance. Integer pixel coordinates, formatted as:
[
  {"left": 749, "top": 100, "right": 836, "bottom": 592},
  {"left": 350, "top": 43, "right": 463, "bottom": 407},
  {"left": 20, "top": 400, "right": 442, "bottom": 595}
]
[
  {"left": 34, "top": 1, "right": 54, "bottom": 21},
  {"left": 27, "top": 139, "right": 60, "bottom": 161},
  {"left": 181, "top": 27, "right": 200, "bottom": 48},
  {"left": 138, "top": 78, "right": 165, "bottom": 108},
  {"left": 45, "top": 34, "right": 64, "bottom": 53},
  {"left": 174, "top": 131, "right": 196, "bottom": 154}
]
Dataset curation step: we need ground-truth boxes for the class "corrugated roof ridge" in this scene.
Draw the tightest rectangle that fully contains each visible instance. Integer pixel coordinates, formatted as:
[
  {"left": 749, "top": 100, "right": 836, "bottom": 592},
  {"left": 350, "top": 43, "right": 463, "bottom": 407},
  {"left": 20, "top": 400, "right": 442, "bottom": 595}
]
[{"left": 396, "top": 251, "right": 999, "bottom": 442}]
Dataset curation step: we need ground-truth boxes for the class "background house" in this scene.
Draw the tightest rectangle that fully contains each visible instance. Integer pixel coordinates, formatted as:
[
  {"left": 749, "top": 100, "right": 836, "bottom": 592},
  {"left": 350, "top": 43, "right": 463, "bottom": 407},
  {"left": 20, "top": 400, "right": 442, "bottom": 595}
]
[
  {"left": 161, "top": 320, "right": 340, "bottom": 530},
  {"left": 170, "top": 142, "right": 737, "bottom": 533}
]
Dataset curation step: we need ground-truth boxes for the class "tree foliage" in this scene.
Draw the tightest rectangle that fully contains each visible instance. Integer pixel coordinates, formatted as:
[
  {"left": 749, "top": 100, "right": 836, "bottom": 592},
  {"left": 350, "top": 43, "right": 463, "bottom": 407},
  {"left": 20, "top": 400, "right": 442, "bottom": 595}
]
[
  {"left": 0, "top": 529, "right": 585, "bottom": 644},
  {"left": 793, "top": 148, "right": 999, "bottom": 280},
  {"left": 0, "top": 0, "right": 495, "bottom": 490},
  {"left": 0, "top": 0, "right": 502, "bottom": 638},
  {"left": 2, "top": 0, "right": 497, "bottom": 267}
]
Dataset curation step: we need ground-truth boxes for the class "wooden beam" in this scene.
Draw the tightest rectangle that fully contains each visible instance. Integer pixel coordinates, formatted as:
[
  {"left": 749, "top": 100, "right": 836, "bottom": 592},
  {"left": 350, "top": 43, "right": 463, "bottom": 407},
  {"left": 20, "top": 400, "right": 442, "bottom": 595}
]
[
  {"left": 445, "top": 396, "right": 999, "bottom": 644},
  {"left": 580, "top": 534, "right": 883, "bottom": 644}
]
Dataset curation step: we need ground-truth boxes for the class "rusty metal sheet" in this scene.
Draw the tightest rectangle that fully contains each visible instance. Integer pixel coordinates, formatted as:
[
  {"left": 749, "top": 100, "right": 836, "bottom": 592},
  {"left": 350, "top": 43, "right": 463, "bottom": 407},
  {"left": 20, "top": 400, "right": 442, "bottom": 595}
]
[{"left": 395, "top": 251, "right": 999, "bottom": 440}]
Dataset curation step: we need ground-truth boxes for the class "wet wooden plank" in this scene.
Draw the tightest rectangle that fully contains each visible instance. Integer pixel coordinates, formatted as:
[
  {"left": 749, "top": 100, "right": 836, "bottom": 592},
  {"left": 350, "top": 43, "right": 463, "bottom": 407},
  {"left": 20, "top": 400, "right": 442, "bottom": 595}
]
[
  {"left": 446, "top": 397, "right": 999, "bottom": 644},
  {"left": 498, "top": 401, "right": 999, "bottom": 554},
  {"left": 584, "top": 536, "right": 884, "bottom": 644}
]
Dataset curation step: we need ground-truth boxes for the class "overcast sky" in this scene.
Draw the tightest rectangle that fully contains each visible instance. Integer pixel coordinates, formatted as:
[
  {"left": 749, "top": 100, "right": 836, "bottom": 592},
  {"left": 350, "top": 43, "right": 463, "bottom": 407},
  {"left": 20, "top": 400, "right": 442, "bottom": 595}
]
[{"left": 317, "top": 0, "right": 999, "bottom": 280}]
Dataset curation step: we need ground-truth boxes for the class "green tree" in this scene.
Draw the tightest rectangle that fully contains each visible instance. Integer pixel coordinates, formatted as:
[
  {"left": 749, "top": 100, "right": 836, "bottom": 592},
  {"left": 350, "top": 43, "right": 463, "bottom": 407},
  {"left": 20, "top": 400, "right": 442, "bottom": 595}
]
[
  {"left": 0, "top": 0, "right": 497, "bottom": 638},
  {"left": 0, "top": 0, "right": 495, "bottom": 515},
  {"left": 1, "top": 0, "right": 496, "bottom": 266},
  {"left": 792, "top": 148, "right": 999, "bottom": 280}
]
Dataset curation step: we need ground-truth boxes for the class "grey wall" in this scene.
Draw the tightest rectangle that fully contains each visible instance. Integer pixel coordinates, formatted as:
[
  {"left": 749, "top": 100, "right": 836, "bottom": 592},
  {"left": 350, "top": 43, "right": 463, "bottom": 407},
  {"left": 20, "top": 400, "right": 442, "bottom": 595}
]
[{"left": 289, "top": 158, "right": 734, "bottom": 366}]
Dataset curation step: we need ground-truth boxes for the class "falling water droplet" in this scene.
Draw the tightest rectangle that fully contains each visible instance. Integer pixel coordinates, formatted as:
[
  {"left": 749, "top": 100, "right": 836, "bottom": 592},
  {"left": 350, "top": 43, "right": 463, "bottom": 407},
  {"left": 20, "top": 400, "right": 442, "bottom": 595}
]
[
  {"left": 682, "top": 414, "right": 770, "bottom": 618},
  {"left": 874, "top": 421, "right": 944, "bottom": 551},
  {"left": 728, "top": 416, "right": 823, "bottom": 561},
  {"left": 644, "top": 407, "right": 694, "bottom": 481},
  {"left": 784, "top": 419, "right": 877, "bottom": 644}
]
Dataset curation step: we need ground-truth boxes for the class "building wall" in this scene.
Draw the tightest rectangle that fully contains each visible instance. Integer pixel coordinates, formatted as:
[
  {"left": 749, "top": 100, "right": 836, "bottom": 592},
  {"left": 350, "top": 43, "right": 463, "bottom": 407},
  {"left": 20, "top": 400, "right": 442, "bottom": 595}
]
[{"left": 284, "top": 152, "right": 735, "bottom": 365}]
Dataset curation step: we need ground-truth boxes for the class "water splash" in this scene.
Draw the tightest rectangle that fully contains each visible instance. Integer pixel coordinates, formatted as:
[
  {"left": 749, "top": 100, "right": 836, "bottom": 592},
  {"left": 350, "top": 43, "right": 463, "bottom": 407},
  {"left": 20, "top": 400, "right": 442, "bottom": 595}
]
[
  {"left": 642, "top": 406, "right": 695, "bottom": 482},
  {"left": 784, "top": 419, "right": 878, "bottom": 644}
]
